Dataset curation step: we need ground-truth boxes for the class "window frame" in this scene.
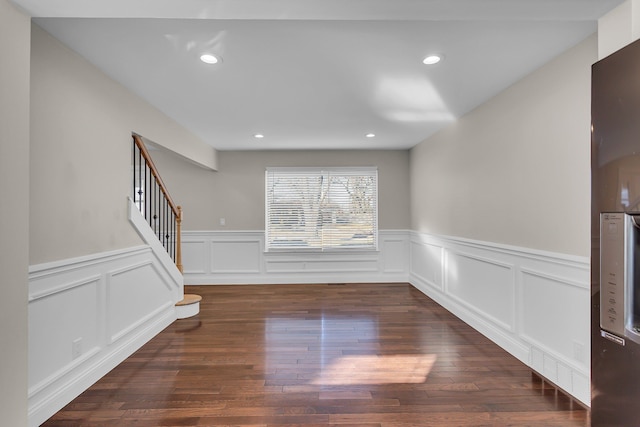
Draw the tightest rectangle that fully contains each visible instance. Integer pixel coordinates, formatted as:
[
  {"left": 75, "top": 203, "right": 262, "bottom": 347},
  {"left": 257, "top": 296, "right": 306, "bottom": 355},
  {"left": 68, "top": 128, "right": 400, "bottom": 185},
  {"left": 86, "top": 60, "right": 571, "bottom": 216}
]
[{"left": 265, "top": 166, "right": 378, "bottom": 253}]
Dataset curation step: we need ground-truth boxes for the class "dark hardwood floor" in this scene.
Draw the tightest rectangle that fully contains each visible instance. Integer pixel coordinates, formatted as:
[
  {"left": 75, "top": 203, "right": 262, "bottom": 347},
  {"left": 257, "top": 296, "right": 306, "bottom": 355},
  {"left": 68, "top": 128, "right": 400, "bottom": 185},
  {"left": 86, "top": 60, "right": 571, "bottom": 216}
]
[{"left": 43, "top": 283, "right": 589, "bottom": 426}]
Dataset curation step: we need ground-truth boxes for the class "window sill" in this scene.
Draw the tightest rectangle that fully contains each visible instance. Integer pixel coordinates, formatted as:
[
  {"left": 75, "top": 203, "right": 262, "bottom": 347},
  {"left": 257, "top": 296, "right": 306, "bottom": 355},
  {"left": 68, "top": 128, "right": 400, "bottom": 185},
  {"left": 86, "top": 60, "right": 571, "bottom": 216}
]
[{"left": 264, "top": 247, "right": 379, "bottom": 255}]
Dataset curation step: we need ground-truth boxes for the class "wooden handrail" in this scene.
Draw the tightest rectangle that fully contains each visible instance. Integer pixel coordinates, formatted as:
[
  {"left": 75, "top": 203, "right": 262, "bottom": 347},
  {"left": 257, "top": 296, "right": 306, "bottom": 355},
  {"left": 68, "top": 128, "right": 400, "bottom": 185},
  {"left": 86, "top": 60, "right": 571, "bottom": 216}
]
[
  {"left": 133, "top": 134, "right": 179, "bottom": 217},
  {"left": 133, "top": 133, "right": 183, "bottom": 273}
]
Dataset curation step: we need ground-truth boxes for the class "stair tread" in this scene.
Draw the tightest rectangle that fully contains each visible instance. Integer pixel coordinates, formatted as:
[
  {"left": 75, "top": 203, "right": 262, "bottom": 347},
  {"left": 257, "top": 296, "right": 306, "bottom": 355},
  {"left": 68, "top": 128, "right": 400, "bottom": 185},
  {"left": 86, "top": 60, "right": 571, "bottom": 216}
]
[{"left": 176, "top": 294, "right": 202, "bottom": 306}]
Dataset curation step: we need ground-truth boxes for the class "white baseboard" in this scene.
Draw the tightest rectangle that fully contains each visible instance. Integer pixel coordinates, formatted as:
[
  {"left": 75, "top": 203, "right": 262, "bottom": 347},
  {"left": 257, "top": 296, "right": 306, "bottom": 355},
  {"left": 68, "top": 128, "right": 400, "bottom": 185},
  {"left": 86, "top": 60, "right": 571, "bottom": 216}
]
[
  {"left": 28, "top": 203, "right": 184, "bottom": 427},
  {"left": 408, "top": 231, "right": 591, "bottom": 406}
]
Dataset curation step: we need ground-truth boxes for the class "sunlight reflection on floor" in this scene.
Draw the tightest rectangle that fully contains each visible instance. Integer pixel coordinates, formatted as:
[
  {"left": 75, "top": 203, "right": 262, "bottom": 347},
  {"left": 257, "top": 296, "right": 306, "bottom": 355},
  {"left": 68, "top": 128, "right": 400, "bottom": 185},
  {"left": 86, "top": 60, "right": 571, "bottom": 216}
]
[{"left": 310, "top": 354, "right": 437, "bottom": 385}]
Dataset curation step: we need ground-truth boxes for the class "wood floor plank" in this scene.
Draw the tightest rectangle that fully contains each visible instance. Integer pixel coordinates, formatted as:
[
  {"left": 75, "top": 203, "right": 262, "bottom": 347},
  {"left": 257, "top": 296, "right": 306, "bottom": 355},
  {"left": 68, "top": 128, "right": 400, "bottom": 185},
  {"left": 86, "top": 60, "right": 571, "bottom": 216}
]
[{"left": 42, "top": 283, "right": 589, "bottom": 426}]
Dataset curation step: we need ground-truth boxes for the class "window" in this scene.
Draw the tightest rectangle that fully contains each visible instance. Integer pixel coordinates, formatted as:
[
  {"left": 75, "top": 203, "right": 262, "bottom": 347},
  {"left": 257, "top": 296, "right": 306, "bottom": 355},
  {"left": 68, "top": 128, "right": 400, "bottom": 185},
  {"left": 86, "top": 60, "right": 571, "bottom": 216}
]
[{"left": 266, "top": 167, "right": 378, "bottom": 251}]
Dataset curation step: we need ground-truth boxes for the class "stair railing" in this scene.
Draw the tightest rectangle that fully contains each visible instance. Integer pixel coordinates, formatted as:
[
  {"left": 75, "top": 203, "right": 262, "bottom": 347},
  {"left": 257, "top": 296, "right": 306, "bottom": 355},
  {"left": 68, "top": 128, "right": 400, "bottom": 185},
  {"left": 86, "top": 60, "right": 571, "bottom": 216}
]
[{"left": 132, "top": 134, "right": 183, "bottom": 273}]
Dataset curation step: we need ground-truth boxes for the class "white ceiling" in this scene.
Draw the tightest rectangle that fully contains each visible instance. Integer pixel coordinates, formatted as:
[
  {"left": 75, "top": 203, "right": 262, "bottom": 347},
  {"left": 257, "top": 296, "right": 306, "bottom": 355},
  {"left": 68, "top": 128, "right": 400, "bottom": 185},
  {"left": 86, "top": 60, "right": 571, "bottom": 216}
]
[{"left": 16, "top": 0, "right": 623, "bottom": 151}]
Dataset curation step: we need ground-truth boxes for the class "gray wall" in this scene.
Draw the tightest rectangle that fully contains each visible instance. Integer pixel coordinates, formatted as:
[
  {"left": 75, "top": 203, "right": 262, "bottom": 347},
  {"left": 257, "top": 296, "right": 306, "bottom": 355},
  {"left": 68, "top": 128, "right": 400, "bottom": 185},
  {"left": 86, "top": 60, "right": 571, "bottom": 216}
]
[
  {"left": 0, "top": 0, "right": 29, "bottom": 425},
  {"left": 150, "top": 149, "right": 411, "bottom": 231},
  {"left": 410, "top": 35, "right": 595, "bottom": 257},
  {"left": 29, "top": 25, "right": 215, "bottom": 264}
]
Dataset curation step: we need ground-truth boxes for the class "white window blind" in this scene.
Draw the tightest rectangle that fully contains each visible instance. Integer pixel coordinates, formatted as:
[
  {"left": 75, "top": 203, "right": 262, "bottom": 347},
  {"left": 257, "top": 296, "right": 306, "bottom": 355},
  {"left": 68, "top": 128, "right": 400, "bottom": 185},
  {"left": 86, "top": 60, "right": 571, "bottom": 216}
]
[{"left": 266, "top": 167, "right": 378, "bottom": 251}]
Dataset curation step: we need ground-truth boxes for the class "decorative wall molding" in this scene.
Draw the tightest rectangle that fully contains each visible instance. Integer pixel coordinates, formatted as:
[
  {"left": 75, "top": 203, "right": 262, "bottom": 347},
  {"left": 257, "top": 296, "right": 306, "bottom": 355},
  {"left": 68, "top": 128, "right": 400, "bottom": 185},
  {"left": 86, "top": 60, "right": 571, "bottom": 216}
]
[
  {"left": 408, "top": 231, "right": 591, "bottom": 406},
  {"left": 29, "top": 225, "right": 592, "bottom": 427},
  {"left": 182, "top": 228, "right": 590, "bottom": 404},
  {"left": 128, "top": 197, "right": 182, "bottom": 286},
  {"left": 28, "top": 202, "right": 184, "bottom": 427},
  {"left": 182, "top": 230, "right": 411, "bottom": 284}
]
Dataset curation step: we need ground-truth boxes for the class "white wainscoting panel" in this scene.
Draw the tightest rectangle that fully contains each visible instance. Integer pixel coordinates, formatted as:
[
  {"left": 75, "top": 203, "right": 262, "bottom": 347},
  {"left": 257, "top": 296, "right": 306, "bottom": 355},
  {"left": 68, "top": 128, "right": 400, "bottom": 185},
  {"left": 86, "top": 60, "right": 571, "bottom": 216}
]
[
  {"left": 520, "top": 268, "right": 590, "bottom": 368},
  {"left": 409, "top": 231, "right": 591, "bottom": 406},
  {"left": 28, "top": 276, "right": 101, "bottom": 395},
  {"left": 381, "top": 238, "right": 409, "bottom": 274},
  {"left": 28, "top": 242, "right": 183, "bottom": 426},
  {"left": 409, "top": 239, "right": 443, "bottom": 291},
  {"left": 446, "top": 251, "right": 515, "bottom": 332},
  {"left": 107, "top": 261, "right": 174, "bottom": 344},
  {"left": 211, "top": 239, "right": 262, "bottom": 273},
  {"left": 182, "top": 239, "right": 208, "bottom": 274},
  {"left": 182, "top": 230, "right": 410, "bottom": 284}
]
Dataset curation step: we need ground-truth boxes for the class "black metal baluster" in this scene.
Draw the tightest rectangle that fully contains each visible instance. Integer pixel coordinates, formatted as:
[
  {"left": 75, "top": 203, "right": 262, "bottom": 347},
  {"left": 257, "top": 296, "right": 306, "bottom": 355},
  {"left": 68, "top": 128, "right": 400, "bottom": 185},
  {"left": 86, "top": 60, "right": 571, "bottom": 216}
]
[
  {"left": 148, "top": 161, "right": 152, "bottom": 223},
  {"left": 132, "top": 137, "right": 180, "bottom": 262},
  {"left": 145, "top": 157, "right": 150, "bottom": 221},
  {"left": 157, "top": 188, "right": 161, "bottom": 243},
  {"left": 156, "top": 180, "right": 160, "bottom": 241},
  {"left": 152, "top": 179, "right": 156, "bottom": 238},
  {"left": 159, "top": 183, "right": 162, "bottom": 244},
  {"left": 161, "top": 194, "right": 166, "bottom": 249},
  {"left": 137, "top": 145, "right": 143, "bottom": 212},
  {"left": 150, "top": 172, "right": 155, "bottom": 236},
  {"left": 132, "top": 142, "right": 136, "bottom": 206},
  {"left": 164, "top": 198, "right": 168, "bottom": 252},
  {"left": 159, "top": 194, "right": 163, "bottom": 248},
  {"left": 166, "top": 201, "right": 170, "bottom": 254}
]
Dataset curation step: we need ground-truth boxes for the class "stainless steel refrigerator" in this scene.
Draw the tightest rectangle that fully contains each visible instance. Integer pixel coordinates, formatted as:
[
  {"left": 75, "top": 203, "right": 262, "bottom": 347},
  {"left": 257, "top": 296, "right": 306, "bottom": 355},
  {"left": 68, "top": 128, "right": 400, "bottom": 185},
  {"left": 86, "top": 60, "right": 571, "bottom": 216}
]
[{"left": 592, "top": 37, "right": 640, "bottom": 425}]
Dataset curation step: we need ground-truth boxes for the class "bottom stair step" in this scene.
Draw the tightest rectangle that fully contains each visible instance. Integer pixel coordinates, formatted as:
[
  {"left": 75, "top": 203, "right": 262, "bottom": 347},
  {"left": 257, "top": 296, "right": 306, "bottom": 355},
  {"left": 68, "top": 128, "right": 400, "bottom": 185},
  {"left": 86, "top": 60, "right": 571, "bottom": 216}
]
[{"left": 175, "top": 294, "right": 202, "bottom": 319}]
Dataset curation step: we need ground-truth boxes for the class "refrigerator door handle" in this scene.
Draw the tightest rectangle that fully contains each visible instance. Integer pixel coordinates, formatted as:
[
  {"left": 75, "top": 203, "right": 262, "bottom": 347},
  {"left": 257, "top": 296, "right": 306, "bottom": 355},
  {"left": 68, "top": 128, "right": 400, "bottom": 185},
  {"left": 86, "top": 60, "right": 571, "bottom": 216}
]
[{"left": 627, "top": 214, "right": 640, "bottom": 340}]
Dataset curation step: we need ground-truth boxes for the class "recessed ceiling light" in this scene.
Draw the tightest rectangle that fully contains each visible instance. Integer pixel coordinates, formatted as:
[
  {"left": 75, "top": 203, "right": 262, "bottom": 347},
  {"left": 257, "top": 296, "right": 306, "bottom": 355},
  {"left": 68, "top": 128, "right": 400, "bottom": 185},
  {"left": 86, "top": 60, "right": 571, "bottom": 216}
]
[
  {"left": 200, "top": 54, "right": 221, "bottom": 64},
  {"left": 254, "top": 134, "right": 265, "bottom": 139},
  {"left": 422, "top": 55, "right": 442, "bottom": 65},
  {"left": 366, "top": 133, "right": 376, "bottom": 138}
]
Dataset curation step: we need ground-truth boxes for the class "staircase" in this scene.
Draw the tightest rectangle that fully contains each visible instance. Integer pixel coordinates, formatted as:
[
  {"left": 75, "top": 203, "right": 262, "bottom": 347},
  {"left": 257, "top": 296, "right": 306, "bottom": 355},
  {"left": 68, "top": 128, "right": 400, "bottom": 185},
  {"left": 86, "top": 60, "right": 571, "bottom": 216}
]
[{"left": 132, "top": 133, "right": 201, "bottom": 318}]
